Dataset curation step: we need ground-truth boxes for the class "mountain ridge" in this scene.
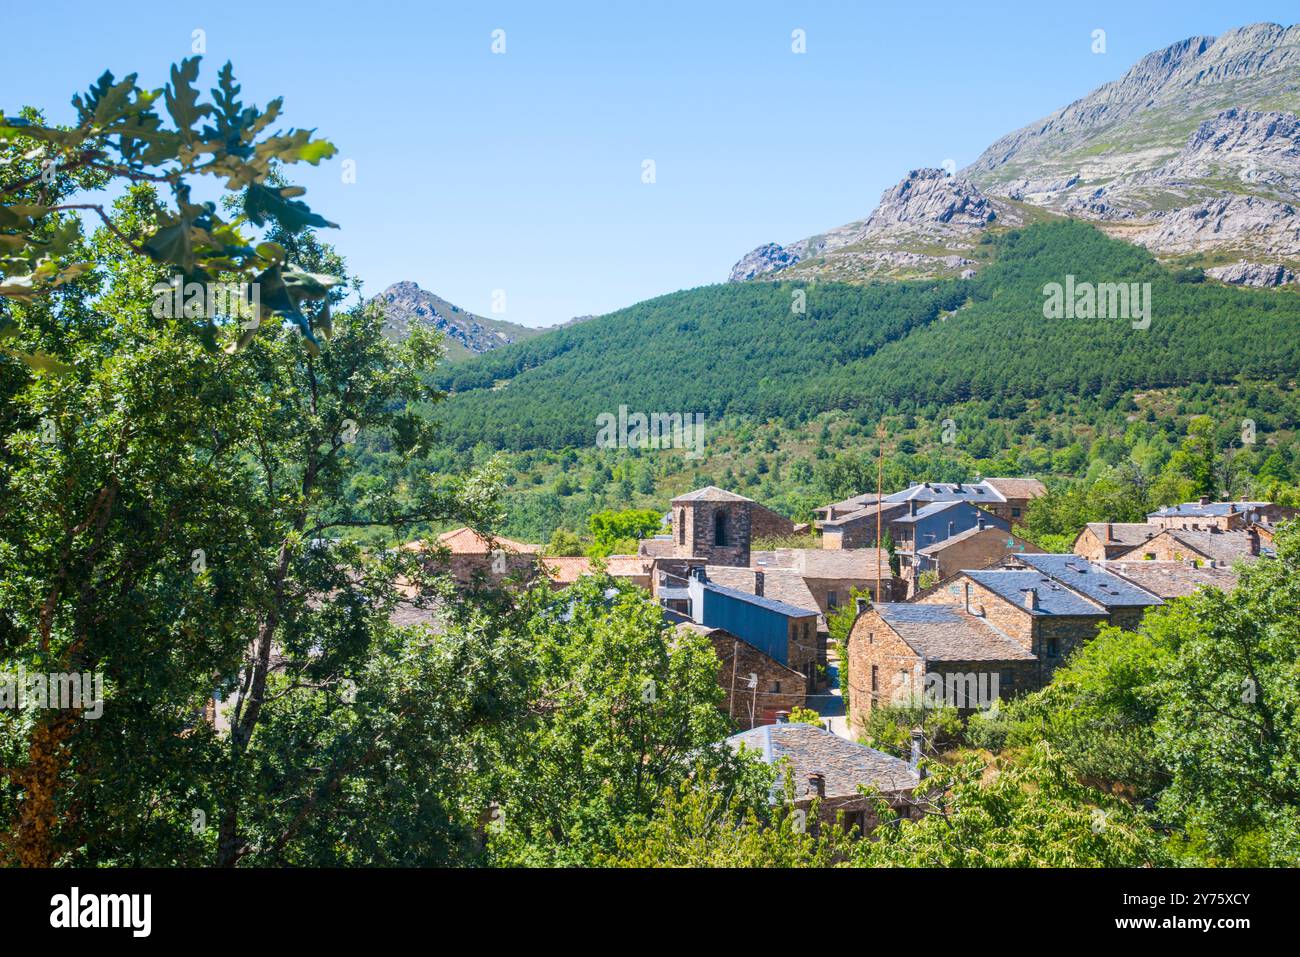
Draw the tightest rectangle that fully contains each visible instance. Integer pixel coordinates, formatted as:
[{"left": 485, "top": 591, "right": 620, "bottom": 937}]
[{"left": 728, "top": 22, "right": 1300, "bottom": 285}]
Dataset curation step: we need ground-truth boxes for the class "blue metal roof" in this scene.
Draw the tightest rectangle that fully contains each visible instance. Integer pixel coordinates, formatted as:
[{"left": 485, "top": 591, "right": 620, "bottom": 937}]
[
  {"left": 1019, "top": 554, "right": 1163, "bottom": 608},
  {"left": 965, "top": 569, "right": 1104, "bottom": 617}
]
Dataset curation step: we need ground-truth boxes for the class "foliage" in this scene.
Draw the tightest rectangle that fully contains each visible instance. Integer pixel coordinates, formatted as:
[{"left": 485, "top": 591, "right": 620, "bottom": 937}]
[
  {"left": 852, "top": 747, "right": 1170, "bottom": 867},
  {"left": 586, "top": 507, "right": 661, "bottom": 558},
  {"left": 1, "top": 59, "right": 339, "bottom": 370}
]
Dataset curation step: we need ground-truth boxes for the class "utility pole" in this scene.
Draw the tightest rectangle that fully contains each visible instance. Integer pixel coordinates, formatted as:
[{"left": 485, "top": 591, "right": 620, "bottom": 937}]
[{"left": 876, "top": 421, "right": 886, "bottom": 603}]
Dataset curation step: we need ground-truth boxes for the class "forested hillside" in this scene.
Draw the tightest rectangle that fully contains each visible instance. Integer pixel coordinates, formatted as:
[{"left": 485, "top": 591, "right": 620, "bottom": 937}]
[{"left": 434, "top": 221, "right": 1300, "bottom": 451}]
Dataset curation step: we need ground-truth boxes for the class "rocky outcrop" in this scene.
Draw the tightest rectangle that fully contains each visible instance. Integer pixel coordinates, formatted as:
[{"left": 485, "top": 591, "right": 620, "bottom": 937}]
[
  {"left": 1128, "top": 196, "right": 1299, "bottom": 255},
  {"left": 1205, "top": 260, "right": 1299, "bottom": 286},
  {"left": 727, "top": 170, "right": 1010, "bottom": 282},
  {"left": 371, "top": 281, "right": 538, "bottom": 356},
  {"left": 728, "top": 242, "right": 802, "bottom": 282},
  {"left": 862, "top": 169, "right": 998, "bottom": 234}
]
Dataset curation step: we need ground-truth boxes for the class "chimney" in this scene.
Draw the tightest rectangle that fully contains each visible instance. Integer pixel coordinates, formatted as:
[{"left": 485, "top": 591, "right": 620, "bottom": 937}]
[
  {"left": 1025, "top": 587, "right": 1039, "bottom": 611},
  {"left": 691, "top": 565, "right": 707, "bottom": 582},
  {"left": 909, "top": 499, "right": 918, "bottom": 517},
  {"left": 947, "top": 521, "right": 955, "bottom": 538},
  {"left": 909, "top": 727, "right": 924, "bottom": 773},
  {"left": 1199, "top": 495, "right": 1210, "bottom": 506},
  {"left": 1248, "top": 528, "right": 1260, "bottom": 556},
  {"left": 963, "top": 581, "right": 970, "bottom": 613},
  {"left": 977, "top": 516, "right": 986, "bottom": 531},
  {"left": 753, "top": 570, "right": 764, "bottom": 597},
  {"left": 775, "top": 710, "right": 790, "bottom": 724},
  {"left": 1105, "top": 523, "right": 1114, "bottom": 543},
  {"left": 855, "top": 596, "right": 869, "bottom": 615},
  {"left": 807, "top": 772, "right": 826, "bottom": 800}
]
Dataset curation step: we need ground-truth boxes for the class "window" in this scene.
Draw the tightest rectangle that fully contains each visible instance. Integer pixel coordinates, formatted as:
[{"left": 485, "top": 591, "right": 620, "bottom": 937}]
[
  {"left": 1011, "top": 507, "right": 1021, "bottom": 518},
  {"left": 870, "top": 665, "right": 878, "bottom": 692},
  {"left": 1144, "top": 552, "right": 1156, "bottom": 561},
  {"left": 677, "top": 509, "right": 686, "bottom": 545},
  {"left": 827, "top": 591, "right": 838, "bottom": 609},
  {"left": 771, "top": 680, "right": 781, "bottom": 693},
  {"left": 714, "top": 510, "right": 728, "bottom": 546},
  {"left": 1047, "top": 634, "right": 1059, "bottom": 657}
]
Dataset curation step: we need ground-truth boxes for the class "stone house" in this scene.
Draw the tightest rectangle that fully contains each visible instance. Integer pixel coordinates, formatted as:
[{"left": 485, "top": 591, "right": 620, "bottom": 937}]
[
  {"left": 1072, "top": 522, "right": 1161, "bottom": 561},
  {"left": 917, "top": 569, "right": 1102, "bottom": 684},
  {"left": 1115, "top": 526, "right": 1268, "bottom": 566},
  {"left": 752, "top": 547, "right": 901, "bottom": 610},
  {"left": 912, "top": 520, "right": 1041, "bottom": 596},
  {"left": 820, "top": 501, "right": 908, "bottom": 549},
  {"left": 671, "top": 566, "right": 821, "bottom": 690},
  {"left": 890, "top": 500, "right": 1009, "bottom": 582},
  {"left": 1100, "top": 560, "right": 1239, "bottom": 600},
  {"left": 728, "top": 721, "right": 920, "bottom": 835},
  {"left": 678, "top": 623, "right": 807, "bottom": 729},
  {"left": 1147, "top": 498, "right": 1293, "bottom": 531},
  {"left": 847, "top": 601, "right": 1037, "bottom": 729}
]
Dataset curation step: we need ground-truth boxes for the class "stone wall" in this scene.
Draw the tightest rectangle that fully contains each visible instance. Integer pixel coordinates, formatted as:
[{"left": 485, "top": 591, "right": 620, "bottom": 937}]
[{"left": 712, "top": 633, "right": 806, "bottom": 728}]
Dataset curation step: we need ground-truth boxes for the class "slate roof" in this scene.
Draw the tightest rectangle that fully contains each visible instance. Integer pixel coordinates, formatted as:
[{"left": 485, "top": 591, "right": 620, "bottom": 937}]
[
  {"left": 702, "top": 578, "right": 819, "bottom": 619},
  {"left": 884, "top": 481, "right": 1005, "bottom": 506},
  {"left": 752, "top": 548, "right": 894, "bottom": 580},
  {"left": 729, "top": 723, "right": 919, "bottom": 798},
  {"left": 703, "top": 567, "right": 821, "bottom": 618},
  {"left": 965, "top": 568, "right": 1106, "bottom": 617},
  {"left": 1018, "top": 554, "right": 1164, "bottom": 609},
  {"left": 638, "top": 537, "right": 677, "bottom": 558},
  {"left": 821, "top": 502, "right": 908, "bottom": 528},
  {"left": 1102, "top": 561, "right": 1239, "bottom": 599},
  {"left": 672, "top": 485, "right": 752, "bottom": 503},
  {"left": 1144, "top": 529, "right": 1272, "bottom": 564},
  {"left": 874, "top": 603, "right": 1034, "bottom": 662},
  {"left": 1079, "top": 522, "right": 1160, "bottom": 548},
  {"left": 889, "top": 499, "right": 971, "bottom": 525},
  {"left": 1149, "top": 501, "right": 1270, "bottom": 519}
]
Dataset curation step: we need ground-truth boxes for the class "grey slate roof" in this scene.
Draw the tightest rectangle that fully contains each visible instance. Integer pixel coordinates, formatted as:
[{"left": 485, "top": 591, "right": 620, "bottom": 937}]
[
  {"left": 890, "top": 499, "right": 970, "bottom": 525},
  {"left": 672, "top": 485, "right": 752, "bottom": 503},
  {"left": 884, "top": 481, "right": 1005, "bottom": 506},
  {"left": 1080, "top": 522, "right": 1160, "bottom": 547},
  {"left": 874, "top": 603, "right": 1035, "bottom": 661},
  {"left": 703, "top": 579, "right": 818, "bottom": 619},
  {"left": 729, "top": 723, "right": 919, "bottom": 798},
  {"left": 1152, "top": 529, "right": 1273, "bottom": 563},
  {"left": 1102, "top": 561, "right": 1239, "bottom": 599},
  {"left": 703, "top": 565, "right": 822, "bottom": 618},
  {"left": 1019, "top": 554, "right": 1164, "bottom": 609},
  {"left": 965, "top": 568, "right": 1106, "bottom": 617},
  {"left": 753, "top": 547, "right": 893, "bottom": 580}
]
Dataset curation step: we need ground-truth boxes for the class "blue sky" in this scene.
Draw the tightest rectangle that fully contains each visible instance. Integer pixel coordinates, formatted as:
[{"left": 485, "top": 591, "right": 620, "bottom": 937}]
[{"left": 4, "top": 1, "right": 1296, "bottom": 326}]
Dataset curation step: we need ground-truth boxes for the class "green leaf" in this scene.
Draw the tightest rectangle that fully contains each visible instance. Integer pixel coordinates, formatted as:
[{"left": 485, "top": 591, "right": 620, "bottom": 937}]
[{"left": 243, "top": 183, "right": 337, "bottom": 232}]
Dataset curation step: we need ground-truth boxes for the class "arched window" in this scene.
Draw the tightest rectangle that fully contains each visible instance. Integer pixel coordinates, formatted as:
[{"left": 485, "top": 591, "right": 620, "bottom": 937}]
[
  {"left": 678, "top": 509, "right": 686, "bottom": 544},
  {"left": 714, "top": 510, "right": 729, "bottom": 546}
]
